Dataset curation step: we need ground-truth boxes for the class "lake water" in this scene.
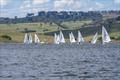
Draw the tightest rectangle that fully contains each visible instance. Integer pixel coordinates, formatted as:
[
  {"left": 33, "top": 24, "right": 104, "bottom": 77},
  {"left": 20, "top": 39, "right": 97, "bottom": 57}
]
[{"left": 0, "top": 43, "right": 120, "bottom": 80}]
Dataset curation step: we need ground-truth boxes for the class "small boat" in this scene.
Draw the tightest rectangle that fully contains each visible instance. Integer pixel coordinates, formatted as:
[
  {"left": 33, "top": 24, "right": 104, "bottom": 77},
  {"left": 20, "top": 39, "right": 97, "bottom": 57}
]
[
  {"left": 91, "top": 32, "right": 98, "bottom": 44},
  {"left": 54, "top": 33, "right": 60, "bottom": 44},
  {"left": 54, "top": 33, "right": 57, "bottom": 44},
  {"left": 24, "top": 33, "right": 32, "bottom": 44},
  {"left": 78, "top": 31, "right": 84, "bottom": 44},
  {"left": 29, "top": 34, "right": 32, "bottom": 44},
  {"left": 102, "top": 26, "right": 111, "bottom": 44},
  {"left": 59, "top": 31, "right": 65, "bottom": 43},
  {"left": 69, "top": 32, "right": 76, "bottom": 43},
  {"left": 35, "top": 34, "right": 40, "bottom": 43},
  {"left": 24, "top": 33, "right": 29, "bottom": 44}
]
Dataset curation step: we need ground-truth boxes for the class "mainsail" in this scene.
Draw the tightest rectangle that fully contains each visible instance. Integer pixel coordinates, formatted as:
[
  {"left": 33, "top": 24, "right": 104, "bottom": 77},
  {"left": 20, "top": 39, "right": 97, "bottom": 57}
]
[
  {"left": 54, "top": 33, "right": 60, "bottom": 44},
  {"left": 102, "top": 26, "right": 111, "bottom": 44},
  {"left": 35, "top": 34, "right": 40, "bottom": 43},
  {"left": 59, "top": 31, "right": 65, "bottom": 43},
  {"left": 69, "top": 32, "right": 76, "bottom": 43},
  {"left": 78, "top": 31, "right": 84, "bottom": 43},
  {"left": 24, "top": 33, "right": 29, "bottom": 44},
  {"left": 24, "top": 33, "right": 32, "bottom": 44},
  {"left": 91, "top": 32, "right": 98, "bottom": 44},
  {"left": 54, "top": 33, "right": 57, "bottom": 44},
  {"left": 29, "top": 34, "right": 32, "bottom": 43}
]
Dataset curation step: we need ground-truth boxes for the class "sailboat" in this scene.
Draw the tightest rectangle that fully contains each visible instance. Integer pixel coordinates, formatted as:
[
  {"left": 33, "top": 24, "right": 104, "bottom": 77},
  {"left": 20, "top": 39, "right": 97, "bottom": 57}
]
[
  {"left": 24, "top": 33, "right": 32, "bottom": 44},
  {"left": 69, "top": 32, "right": 76, "bottom": 43},
  {"left": 78, "top": 31, "right": 84, "bottom": 44},
  {"left": 29, "top": 34, "right": 32, "bottom": 43},
  {"left": 35, "top": 34, "right": 40, "bottom": 43},
  {"left": 24, "top": 33, "right": 29, "bottom": 44},
  {"left": 54, "top": 33, "right": 60, "bottom": 44},
  {"left": 59, "top": 31, "right": 65, "bottom": 43},
  {"left": 91, "top": 32, "right": 98, "bottom": 44},
  {"left": 102, "top": 26, "right": 111, "bottom": 44}
]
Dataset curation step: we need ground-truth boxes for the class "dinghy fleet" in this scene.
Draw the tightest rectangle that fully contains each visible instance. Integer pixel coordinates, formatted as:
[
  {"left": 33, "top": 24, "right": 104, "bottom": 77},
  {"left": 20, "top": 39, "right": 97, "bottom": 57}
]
[
  {"left": 24, "top": 33, "right": 40, "bottom": 44},
  {"left": 24, "top": 26, "right": 111, "bottom": 44}
]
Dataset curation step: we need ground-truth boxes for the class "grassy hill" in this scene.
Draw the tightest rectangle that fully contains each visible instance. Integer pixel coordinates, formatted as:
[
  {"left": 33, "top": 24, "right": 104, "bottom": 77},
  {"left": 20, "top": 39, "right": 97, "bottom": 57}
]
[{"left": 0, "top": 20, "right": 120, "bottom": 43}]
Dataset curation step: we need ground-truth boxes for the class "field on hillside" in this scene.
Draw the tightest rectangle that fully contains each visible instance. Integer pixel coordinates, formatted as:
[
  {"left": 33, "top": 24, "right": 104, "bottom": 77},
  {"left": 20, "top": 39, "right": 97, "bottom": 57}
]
[
  {"left": 0, "top": 21, "right": 120, "bottom": 43},
  {"left": 61, "top": 20, "right": 93, "bottom": 29},
  {"left": 0, "top": 22, "right": 58, "bottom": 43}
]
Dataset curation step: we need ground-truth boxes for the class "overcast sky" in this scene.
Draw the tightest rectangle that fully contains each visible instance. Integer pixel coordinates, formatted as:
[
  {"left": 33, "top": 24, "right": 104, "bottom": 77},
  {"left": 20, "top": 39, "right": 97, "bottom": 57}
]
[{"left": 0, "top": 0, "right": 120, "bottom": 18}]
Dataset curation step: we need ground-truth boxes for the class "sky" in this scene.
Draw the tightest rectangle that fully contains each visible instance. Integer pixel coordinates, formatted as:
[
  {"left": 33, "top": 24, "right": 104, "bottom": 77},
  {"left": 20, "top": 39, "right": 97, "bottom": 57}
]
[{"left": 0, "top": 0, "right": 120, "bottom": 18}]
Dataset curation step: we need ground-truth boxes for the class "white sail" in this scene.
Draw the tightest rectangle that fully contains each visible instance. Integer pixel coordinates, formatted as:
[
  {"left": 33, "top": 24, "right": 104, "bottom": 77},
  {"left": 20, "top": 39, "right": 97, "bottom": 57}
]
[
  {"left": 35, "top": 34, "right": 40, "bottom": 43},
  {"left": 69, "top": 32, "right": 76, "bottom": 43},
  {"left": 102, "top": 26, "right": 111, "bottom": 44},
  {"left": 54, "top": 33, "right": 59, "bottom": 44},
  {"left": 91, "top": 32, "right": 98, "bottom": 44},
  {"left": 24, "top": 33, "right": 29, "bottom": 44},
  {"left": 78, "top": 31, "right": 84, "bottom": 43},
  {"left": 29, "top": 34, "right": 32, "bottom": 43},
  {"left": 54, "top": 33, "right": 57, "bottom": 44},
  {"left": 59, "top": 31, "right": 65, "bottom": 43}
]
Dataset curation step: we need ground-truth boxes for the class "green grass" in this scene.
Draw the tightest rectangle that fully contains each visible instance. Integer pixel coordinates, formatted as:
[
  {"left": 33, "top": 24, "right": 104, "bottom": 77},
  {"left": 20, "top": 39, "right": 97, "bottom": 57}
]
[
  {"left": 0, "top": 22, "right": 59, "bottom": 33},
  {"left": 61, "top": 20, "right": 93, "bottom": 29},
  {"left": 0, "top": 22, "right": 59, "bottom": 43}
]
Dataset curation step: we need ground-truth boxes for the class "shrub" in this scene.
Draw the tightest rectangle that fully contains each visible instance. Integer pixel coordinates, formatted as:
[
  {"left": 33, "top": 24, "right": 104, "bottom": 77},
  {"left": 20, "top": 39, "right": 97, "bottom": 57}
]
[
  {"left": 110, "top": 36, "right": 115, "bottom": 39},
  {"left": 115, "top": 36, "right": 120, "bottom": 40},
  {"left": 1, "top": 35, "right": 12, "bottom": 40},
  {"left": 98, "top": 37, "right": 102, "bottom": 41}
]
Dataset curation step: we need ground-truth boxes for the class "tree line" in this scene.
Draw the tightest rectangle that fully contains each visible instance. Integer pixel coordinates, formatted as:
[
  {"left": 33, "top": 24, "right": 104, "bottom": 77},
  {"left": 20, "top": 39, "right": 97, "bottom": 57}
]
[
  {"left": 0, "top": 10, "right": 120, "bottom": 24},
  {"left": 0, "top": 11, "right": 103, "bottom": 24}
]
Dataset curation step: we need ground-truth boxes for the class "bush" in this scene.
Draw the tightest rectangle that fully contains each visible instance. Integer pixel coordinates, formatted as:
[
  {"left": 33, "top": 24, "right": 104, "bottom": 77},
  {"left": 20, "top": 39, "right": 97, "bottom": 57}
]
[
  {"left": 115, "top": 36, "right": 120, "bottom": 40},
  {"left": 110, "top": 36, "right": 120, "bottom": 40},
  {"left": 110, "top": 36, "right": 115, "bottom": 39},
  {"left": 98, "top": 37, "right": 102, "bottom": 41},
  {"left": 98, "top": 36, "right": 120, "bottom": 41},
  {"left": 1, "top": 35, "right": 12, "bottom": 40}
]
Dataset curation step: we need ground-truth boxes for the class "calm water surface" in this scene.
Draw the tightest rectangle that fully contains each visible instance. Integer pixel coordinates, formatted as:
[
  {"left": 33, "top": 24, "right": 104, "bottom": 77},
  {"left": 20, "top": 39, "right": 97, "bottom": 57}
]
[{"left": 0, "top": 43, "right": 120, "bottom": 80}]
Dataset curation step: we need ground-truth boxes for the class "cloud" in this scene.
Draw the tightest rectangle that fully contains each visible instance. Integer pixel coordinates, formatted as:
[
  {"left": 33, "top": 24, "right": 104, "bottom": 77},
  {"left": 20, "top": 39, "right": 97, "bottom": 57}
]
[
  {"left": 114, "top": 0, "right": 120, "bottom": 3},
  {"left": 0, "top": 0, "right": 8, "bottom": 6},
  {"left": 95, "top": 2, "right": 104, "bottom": 9},
  {"left": 19, "top": 0, "right": 33, "bottom": 16},
  {"left": 33, "top": 0, "right": 49, "bottom": 4},
  {"left": 54, "top": 0, "right": 73, "bottom": 8},
  {"left": 54, "top": 0, "right": 74, "bottom": 11},
  {"left": 53, "top": 0, "right": 105, "bottom": 11},
  {"left": 20, "top": 0, "right": 31, "bottom": 10},
  {"left": 20, "top": 0, "right": 43, "bottom": 16}
]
